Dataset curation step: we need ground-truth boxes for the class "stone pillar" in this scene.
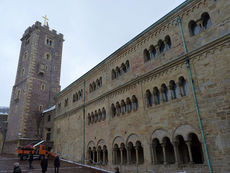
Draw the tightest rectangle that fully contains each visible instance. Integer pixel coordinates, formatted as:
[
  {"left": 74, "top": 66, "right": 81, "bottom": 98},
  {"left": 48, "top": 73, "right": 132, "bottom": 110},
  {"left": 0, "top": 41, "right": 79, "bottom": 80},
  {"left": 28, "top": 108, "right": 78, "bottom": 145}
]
[
  {"left": 127, "top": 146, "right": 131, "bottom": 164},
  {"left": 173, "top": 141, "right": 180, "bottom": 164},
  {"left": 161, "top": 143, "right": 167, "bottom": 164},
  {"left": 103, "top": 149, "right": 106, "bottom": 165},
  {"left": 135, "top": 146, "right": 139, "bottom": 165},
  {"left": 120, "top": 148, "right": 124, "bottom": 165},
  {"left": 97, "top": 149, "right": 100, "bottom": 164},
  {"left": 186, "top": 141, "right": 193, "bottom": 163},
  {"left": 152, "top": 142, "right": 157, "bottom": 164},
  {"left": 112, "top": 148, "right": 116, "bottom": 164},
  {"left": 93, "top": 150, "right": 96, "bottom": 163}
]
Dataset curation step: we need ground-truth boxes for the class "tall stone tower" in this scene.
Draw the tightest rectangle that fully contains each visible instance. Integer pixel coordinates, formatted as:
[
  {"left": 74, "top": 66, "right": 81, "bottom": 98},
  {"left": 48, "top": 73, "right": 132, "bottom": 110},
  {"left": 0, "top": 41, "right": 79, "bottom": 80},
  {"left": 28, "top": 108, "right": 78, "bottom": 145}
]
[{"left": 4, "top": 21, "right": 64, "bottom": 153}]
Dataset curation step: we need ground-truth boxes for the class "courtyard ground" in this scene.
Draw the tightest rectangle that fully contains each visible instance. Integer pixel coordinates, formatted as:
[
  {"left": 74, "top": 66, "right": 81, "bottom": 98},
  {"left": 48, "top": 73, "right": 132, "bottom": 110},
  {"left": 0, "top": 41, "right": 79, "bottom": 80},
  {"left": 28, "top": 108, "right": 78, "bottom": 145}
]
[{"left": 0, "top": 154, "right": 110, "bottom": 173}]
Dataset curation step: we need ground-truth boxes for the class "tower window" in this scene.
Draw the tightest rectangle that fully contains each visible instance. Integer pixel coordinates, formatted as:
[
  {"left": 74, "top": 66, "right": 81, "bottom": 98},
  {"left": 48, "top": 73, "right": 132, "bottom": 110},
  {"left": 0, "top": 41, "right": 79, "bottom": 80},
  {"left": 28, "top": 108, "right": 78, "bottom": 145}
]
[
  {"left": 39, "top": 105, "right": 43, "bottom": 112},
  {"left": 21, "top": 68, "right": 25, "bottom": 77},
  {"left": 23, "top": 51, "right": 28, "bottom": 60},
  {"left": 45, "top": 53, "right": 51, "bottom": 61},
  {"left": 25, "top": 37, "right": 30, "bottom": 45},
  {"left": 41, "top": 84, "right": 45, "bottom": 91},
  {"left": 46, "top": 37, "right": 53, "bottom": 46}
]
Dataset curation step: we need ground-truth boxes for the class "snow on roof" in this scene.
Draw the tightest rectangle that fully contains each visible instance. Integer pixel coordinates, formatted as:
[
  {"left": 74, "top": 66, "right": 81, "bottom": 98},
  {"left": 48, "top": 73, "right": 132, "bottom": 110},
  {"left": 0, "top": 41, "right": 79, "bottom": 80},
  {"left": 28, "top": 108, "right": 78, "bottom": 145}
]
[{"left": 42, "top": 105, "right": 55, "bottom": 114}]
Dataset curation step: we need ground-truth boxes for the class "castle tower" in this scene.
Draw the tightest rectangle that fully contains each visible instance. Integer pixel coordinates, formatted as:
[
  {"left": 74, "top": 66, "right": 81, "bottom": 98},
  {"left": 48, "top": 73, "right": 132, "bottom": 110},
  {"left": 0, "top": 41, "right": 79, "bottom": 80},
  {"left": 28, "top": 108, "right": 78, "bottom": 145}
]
[{"left": 4, "top": 21, "right": 64, "bottom": 153}]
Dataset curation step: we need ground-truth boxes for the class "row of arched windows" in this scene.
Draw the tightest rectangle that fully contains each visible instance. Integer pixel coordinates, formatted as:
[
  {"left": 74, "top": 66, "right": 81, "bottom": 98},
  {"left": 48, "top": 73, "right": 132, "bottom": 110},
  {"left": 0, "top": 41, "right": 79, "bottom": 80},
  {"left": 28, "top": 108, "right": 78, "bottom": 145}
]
[
  {"left": 145, "top": 76, "right": 187, "bottom": 107},
  {"left": 152, "top": 133, "right": 203, "bottom": 165},
  {"left": 73, "top": 89, "right": 83, "bottom": 103},
  {"left": 88, "top": 108, "right": 106, "bottom": 125},
  {"left": 89, "top": 77, "right": 102, "bottom": 93},
  {"left": 144, "top": 35, "right": 172, "bottom": 62},
  {"left": 112, "top": 60, "right": 130, "bottom": 80},
  {"left": 88, "top": 145, "right": 108, "bottom": 165},
  {"left": 113, "top": 141, "right": 144, "bottom": 165},
  {"left": 189, "top": 12, "right": 211, "bottom": 36},
  {"left": 111, "top": 95, "right": 138, "bottom": 117}
]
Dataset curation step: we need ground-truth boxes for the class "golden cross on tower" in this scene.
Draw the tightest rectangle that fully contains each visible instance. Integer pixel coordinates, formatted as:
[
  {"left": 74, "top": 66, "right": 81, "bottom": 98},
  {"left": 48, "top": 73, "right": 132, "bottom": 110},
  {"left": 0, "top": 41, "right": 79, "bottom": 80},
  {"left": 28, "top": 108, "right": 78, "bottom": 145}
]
[{"left": 42, "top": 15, "right": 49, "bottom": 27}]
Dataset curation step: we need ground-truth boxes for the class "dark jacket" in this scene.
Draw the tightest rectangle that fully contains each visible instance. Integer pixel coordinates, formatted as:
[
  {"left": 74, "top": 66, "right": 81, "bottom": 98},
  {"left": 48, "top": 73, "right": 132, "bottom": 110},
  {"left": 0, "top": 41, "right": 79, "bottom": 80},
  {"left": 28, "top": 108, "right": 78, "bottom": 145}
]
[
  {"left": 54, "top": 156, "right": 60, "bottom": 167},
  {"left": 28, "top": 153, "right": 33, "bottom": 161},
  {"left": 13, "top": 166, "right": 22, "bottom": 173},
  {"left": 40, "top": 158, "right": 48, "bottom": 171}
]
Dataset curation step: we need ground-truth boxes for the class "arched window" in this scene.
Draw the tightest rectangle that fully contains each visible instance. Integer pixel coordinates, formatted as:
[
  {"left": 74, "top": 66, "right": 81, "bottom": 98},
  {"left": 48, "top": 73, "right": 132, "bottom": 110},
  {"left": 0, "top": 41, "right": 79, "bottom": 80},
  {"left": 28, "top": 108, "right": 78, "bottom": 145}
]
[
  {"left": 88, "top": 114, "right": 91, "bottom": 125},
  {"left": 111, "top": 104, "right": 116, "bottom": 117},
  {"left": 93, "top": 82, "right": 96, "bottom": 91},
  {"left": 152, "top": 139, "right": 163, "bottom": 164},
  {"left": 93, "top": 147, "right": 97, "bottom": 163},
  {"left": 201, "top": 12, "right": 211, "bottom": 29},
  {"left": 143, "top": 49, "right": 150, "bottom": 62},
  {"left": 76, "top": 93, "right": 79, "bottom": 101},
  {"left": 126, "top": 60, "right": 130, "bottom": 71},
  {"left": 136, "top": 141, "right": 144, "bottom": 164},
  {"left": 188, "top": 133, "right": 203, "bottom": 164},
  {"left": 178, "top": 76, "right": 187, "bottom": 96},
  {"left": 126, "top": 97, "right": 132, "bottom": 112},
  {"left": 153, "top": 87, "right": 160, "bottom": 105},
  {"left": 103, "top": 145, "right": 108, "bottom": 164},
  {"left": 112, "top": 69, "right": 116, "bottom": 80},
  {"left": 149, "top": 45, "right": 157, "bottom": 58},
  {"left": 89, "top": 84, "right": 93, "bottom": 93},
  {"left": 96, "top": 79, "right": 101, "bottom": 88},
  {"left": 128, "top": 142, "right": 136, "bottom": 164},
  {"left": 165, "top": 36, "right": 172, "bottom": 50},
  {"left": 146, "top": 89, "right": 153, "bottom": 107},
  {"left": 158, "top": 40, "right": 166, "bottom": 53},
  {"left": 176, "top": 135, "right": 189, "bottom": 164},
  {"left": 161, "top": 84, "right": 168, "bottom": 102},
  {"left": 162, "top": 137, "right": 175, "bottom": 164},
  {"left": 100, "top": 77, "right": 102, "bottom": 86},
  {"left": 88, "top": 147, "right": 93, "bottom": 163},
  {"left": 121, "top": 63, "right": 127, "bottom": 74},
  {"left": 102, "top": 107, "right": 106, "bottom": 120},
  {"left": 116, "top": 102, "right": 121, "bottom": 115},
  {"left": 120, "top": 143, "right": 127, "bottom": 164},
  {"left": 121, "top": 100, "right": 126, "bottom": 114},
  {"left": 98, "top": 109, "right": 102, "bottom": 122},
  {"left": 91, "top": 112, "right": 94, "bottom": 124},
  {"left": 116, "top": 67, "right": 121, "bottom": 77},
  {"left": 113, "top": 144, "right": 120, "bottom": 164},
  {"left": 94, "top": 111, "right": 98, "bottom": 123},
  {"left": 73, "top": 94, "right": 76, "bottom": 102},
  {"left": 169, "top": 80, "right": 177, "bottom": 99},
  {"left": 189, "top": 20, "right": 200, "bottom": 36},
  {"left": 132, "top": 95, "right": 138, "bottom": 111},
  {"left": 79, "top": 91, "right": 82, "bottom": 99}
]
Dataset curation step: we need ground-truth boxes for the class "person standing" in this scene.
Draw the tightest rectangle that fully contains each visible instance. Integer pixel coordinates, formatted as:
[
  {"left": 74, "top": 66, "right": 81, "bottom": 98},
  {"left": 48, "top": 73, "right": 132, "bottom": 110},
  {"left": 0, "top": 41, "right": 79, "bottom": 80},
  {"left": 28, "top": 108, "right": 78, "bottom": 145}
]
[
  {"left": 13, "top": 162, "right": 22, "bottom": 173},
  {"left": 28, "top": 151, "right": 33, "bottom": 169},
  {"left": 114, "top": 167, "right": 120, "bottom": 173},
  {"left": 54, "top": 155, "right": 60, "bottom": 173},
  {"left": 41, "top": 155, "right": 48, "bottom": 173}
]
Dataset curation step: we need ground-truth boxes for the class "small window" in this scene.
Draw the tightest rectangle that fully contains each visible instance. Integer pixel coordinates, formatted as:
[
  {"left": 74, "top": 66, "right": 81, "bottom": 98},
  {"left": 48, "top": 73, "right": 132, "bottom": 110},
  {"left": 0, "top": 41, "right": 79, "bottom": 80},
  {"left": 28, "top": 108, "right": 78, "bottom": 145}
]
[
  {"left": 39, "top": 105, "right": 43, "bottom": 112},
  {"left": 201, "top": 12, "right": 211, "bottom": 29},
  {"left": 47, "top": 115, "right": 51, "bottom": 122},
  {"left": 41, "top": 84, "right": 45, "bottom": 91},
  {"left": 64, "top": 98, "right": 68, "bottom": 107},
  {"left": 158, "top": 40, "right": 166, "bottom": 53},
  {"left": 45, "top": 53, "right": 51, "bottom": 61},
  {"left": 149, "top": 45, "right": 156, "bottom": 58},
  {"left": 21, "top": 68, "right": 25, "bottom": 77},
  {"left": 25, "top": 37, "right": 30, "bottom": 45},
  {"left": 144, "top": 49, "right": 150, "bottom": 62},
  {"left": 189, "top": 20, "right": 200, "bottom": 36},
  {"left": 46, "top": 38, "right": 53, "bottom": 46},
  {"left": 165, "top": 36, "right": 172, "bottom": 49},
  {"left": 23, "top": 51, "right": 28, "bottom": 60}
]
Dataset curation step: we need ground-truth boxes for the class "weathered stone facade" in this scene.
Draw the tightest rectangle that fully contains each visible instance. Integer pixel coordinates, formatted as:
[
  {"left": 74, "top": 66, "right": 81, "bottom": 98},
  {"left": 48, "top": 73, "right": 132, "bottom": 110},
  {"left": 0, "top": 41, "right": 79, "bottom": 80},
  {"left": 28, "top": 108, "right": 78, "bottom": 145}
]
[
  {"left": 54, "top": 0, "right": 230, "bottom": 172},
  {"left": 4, "top": 22, "right": 64, "bottom": 153}
]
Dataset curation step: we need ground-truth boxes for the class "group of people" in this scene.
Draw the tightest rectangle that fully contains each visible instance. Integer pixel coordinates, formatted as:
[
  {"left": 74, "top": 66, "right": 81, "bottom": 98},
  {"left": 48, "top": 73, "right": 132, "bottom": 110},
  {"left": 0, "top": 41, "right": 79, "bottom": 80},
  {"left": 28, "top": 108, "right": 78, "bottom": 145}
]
[
  {"left": 13, "top": 152, "right": 60, "bottom": 173},
  {"left": 13, "top": 152, "right": 121, "bottom": 173}
]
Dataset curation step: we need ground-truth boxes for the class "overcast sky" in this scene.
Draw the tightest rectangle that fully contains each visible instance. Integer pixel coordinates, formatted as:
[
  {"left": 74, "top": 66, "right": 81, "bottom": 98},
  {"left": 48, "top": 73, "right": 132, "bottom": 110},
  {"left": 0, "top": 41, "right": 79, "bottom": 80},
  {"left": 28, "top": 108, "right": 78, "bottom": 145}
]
[{"left": 0, "top": 0, "right": 185, "bottom": 107}]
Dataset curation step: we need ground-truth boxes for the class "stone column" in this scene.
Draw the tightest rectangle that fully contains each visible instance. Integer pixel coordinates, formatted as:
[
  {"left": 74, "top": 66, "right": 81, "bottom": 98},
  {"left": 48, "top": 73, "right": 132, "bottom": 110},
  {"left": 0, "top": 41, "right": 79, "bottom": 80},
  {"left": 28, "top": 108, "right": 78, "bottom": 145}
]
[
  {"left": 152, "top": 142, "right": 157, "bottom": 164},
  {"left": 120, "top": 147, "right": 124, "bottom": 165},
  {"left": 93, "top": 150, "right": 96, "bottom": 163},
  {"left": 173, "top": 141, "right": 180, "bottom": 164},
  {"left": 127, "top": 146, "right": 131, "bottom": 164},
  {"left": 135, "top": 146, "right": 139, "bottom": 165},
  {"left": 103, "top": 149, "right": 106, "bottom": 165},
  {"left": 112, "top": 148, "right": 116, "bottom": 164},
  {"left": 97, "top": 149, "right": 100, "bottom": 164},
  {"left": 186, "top": 141, "right": 193, "bottom": 163},
  {"left": 161, "top": 143, "right": 167, "bottom": 164}
]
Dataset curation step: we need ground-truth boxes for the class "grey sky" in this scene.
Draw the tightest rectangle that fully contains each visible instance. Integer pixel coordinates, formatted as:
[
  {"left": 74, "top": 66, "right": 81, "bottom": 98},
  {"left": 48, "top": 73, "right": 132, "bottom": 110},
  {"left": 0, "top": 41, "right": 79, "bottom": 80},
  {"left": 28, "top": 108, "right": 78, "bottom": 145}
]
[{"left": 0, "top": 0, "right": 185, "bottom": 107}]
